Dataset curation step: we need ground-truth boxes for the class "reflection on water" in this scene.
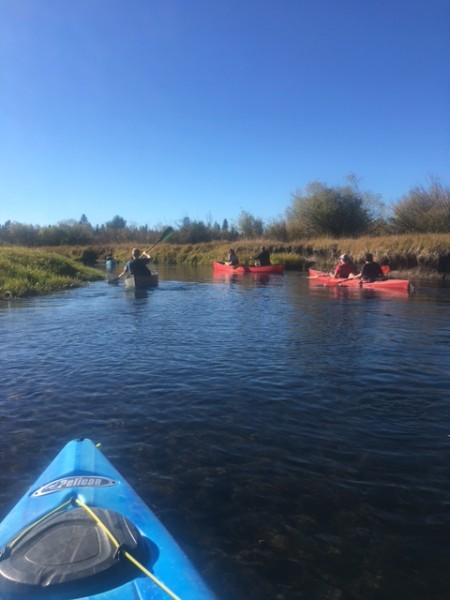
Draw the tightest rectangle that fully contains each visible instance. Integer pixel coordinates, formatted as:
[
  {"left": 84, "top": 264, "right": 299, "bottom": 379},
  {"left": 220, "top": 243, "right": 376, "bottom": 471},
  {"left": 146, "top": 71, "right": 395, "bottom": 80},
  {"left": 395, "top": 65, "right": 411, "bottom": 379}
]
[
  {"left": 0, "top": 267, "right": 449, "bottom": 599},
  {"left": 212, "top": 270, "right": 285, "bottom": 288}
]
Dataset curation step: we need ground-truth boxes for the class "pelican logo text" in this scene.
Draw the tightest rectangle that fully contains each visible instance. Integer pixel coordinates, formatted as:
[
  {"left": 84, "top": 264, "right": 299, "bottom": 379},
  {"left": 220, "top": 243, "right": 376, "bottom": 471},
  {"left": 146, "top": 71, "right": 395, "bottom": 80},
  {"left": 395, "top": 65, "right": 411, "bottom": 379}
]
[{"left": 32, "top": 476, "right": 116, "bottom": 497}]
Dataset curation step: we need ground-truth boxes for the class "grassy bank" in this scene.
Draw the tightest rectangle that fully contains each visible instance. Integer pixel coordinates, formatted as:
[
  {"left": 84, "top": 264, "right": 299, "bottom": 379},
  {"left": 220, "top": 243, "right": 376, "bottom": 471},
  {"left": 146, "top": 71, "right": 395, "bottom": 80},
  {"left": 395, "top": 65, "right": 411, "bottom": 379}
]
[
  {"left": 69, "top": 233, "right": 449, "bottom": 275},
  {"left": 1, "top": 233, "right": 449, "bottom": 298},
  {"left": 0, "top": 248, "right": 104, "bottom": 299}
]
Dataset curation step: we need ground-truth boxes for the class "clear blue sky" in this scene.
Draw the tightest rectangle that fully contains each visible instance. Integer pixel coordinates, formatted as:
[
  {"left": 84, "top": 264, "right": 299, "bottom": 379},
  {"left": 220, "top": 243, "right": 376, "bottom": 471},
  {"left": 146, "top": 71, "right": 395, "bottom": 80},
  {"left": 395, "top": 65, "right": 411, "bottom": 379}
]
[{"left": 1, "top": 0, "right": 449, "bottom": 229}]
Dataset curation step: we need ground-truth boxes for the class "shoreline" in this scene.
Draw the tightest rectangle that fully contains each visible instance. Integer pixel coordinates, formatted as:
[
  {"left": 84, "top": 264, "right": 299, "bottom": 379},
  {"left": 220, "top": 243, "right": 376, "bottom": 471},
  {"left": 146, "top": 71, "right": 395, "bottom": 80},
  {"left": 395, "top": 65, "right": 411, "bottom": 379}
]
[{"left": 1, "top": 236, "right": 449, "bottom": 298}]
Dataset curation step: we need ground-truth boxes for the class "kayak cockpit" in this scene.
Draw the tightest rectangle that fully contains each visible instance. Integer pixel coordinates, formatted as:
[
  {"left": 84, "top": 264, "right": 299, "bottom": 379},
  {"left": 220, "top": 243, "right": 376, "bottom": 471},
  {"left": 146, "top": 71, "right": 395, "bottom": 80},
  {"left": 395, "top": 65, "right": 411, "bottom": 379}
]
[{"left": 0, "top": 505, "right": 154, "bottom": 599}]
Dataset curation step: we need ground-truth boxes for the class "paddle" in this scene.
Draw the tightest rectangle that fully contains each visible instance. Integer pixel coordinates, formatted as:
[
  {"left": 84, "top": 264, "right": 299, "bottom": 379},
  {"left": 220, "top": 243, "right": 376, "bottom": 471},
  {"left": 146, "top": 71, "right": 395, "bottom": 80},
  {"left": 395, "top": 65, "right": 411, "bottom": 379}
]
[
  {"left": 107, "top": 227, "right": 174, "bottom": 284},
  {"left": 107, "top": 274, "right": 120, "bottom": 284},
  {"left": 338, "top": 278, "right": 363, "bottom": 287},
  {"left": 142, "top": 226, "right": 174, "bottom": 254}
]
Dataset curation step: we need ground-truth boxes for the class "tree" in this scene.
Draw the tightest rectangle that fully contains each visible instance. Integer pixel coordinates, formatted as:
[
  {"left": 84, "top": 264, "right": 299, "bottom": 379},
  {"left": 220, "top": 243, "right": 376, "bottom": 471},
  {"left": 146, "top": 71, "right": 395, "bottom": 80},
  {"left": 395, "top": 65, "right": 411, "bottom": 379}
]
[
  {"left": 79, "top": 214, "right": 90, "bottom": 226},
  {"left": 103, "top": 215, "right": 128, "bottom": 242},
  {"left": 265, "top": 219, "right": 288, "bottom": 241},
  {"left": 236, "top": 211, "right": 264, "bottom": 238},
  {"left": 105, "top": 215, "right": 127, "bottom": 229},
  {"left": 177, "top": 218, "right": 212, "bottom": 243},
  {"left": 0, "top": 221, "right": 39, "bottom": 246},
  {"left": 286, "top": 177, "right": 377, "bottom": 238},
  {"left": 391, "top": 176, "right": 450, "bottom": 233}
]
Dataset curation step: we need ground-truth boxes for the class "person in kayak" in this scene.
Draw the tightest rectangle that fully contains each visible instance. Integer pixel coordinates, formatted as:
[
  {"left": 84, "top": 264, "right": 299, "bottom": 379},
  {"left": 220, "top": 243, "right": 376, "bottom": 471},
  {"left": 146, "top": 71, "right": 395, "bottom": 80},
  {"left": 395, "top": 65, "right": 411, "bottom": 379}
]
[
  {"left": 118, "top": 248, "right": 153, "bottom": 279},
  {"left": 105, "top": 255, "right": 116, "bottom": 271},
  {"left": 332, "top": 254, "right": 358, "bottom": 278},
  {"left": 350, "top": 253, "right": 385, "bottom": 282},
  {"left": 252, "top": 246, "right": 271, "bottom": 266},
  {"left": 225, "top": 249, "right": 239, "bottom": 266}
]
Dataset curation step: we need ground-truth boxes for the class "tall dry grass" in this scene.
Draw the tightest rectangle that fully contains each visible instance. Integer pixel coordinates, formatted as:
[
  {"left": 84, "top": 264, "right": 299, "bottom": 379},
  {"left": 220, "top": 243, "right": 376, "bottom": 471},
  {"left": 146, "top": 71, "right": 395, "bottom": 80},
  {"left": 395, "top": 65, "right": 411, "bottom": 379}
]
[{"left": 2, "top": 232, "right": 449, "bottom": 296}]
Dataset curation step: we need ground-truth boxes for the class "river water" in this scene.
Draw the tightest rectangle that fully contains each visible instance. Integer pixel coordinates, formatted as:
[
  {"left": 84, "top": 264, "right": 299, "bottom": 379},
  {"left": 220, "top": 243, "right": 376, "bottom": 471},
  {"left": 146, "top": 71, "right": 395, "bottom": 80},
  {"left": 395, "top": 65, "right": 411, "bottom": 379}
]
[{"left": 0, "top": 266, "right": 449, "bottom": 599}]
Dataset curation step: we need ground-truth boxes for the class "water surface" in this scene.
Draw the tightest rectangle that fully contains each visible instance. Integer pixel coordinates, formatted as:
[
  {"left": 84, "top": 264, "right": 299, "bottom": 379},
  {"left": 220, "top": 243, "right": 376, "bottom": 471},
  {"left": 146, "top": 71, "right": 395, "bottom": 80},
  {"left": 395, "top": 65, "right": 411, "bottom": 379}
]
[{"left": 1, "top": 267, "right": 449, "bottom": 599}]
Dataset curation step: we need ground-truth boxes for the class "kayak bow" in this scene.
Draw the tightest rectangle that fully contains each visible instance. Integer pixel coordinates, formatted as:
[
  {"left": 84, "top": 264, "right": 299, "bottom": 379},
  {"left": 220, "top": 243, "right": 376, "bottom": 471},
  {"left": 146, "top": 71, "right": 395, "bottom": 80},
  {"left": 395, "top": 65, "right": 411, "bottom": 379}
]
[{"left": 0, "top": 439, "right": 216, "bottom": 600}]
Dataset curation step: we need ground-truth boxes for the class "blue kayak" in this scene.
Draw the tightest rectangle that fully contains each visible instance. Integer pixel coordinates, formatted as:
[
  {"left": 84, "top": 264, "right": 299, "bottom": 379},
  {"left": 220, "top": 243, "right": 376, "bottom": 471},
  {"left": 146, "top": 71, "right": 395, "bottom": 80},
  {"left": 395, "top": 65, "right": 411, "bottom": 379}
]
[{"left": 0, "top": 438, "right": 217, "bottom": 600}]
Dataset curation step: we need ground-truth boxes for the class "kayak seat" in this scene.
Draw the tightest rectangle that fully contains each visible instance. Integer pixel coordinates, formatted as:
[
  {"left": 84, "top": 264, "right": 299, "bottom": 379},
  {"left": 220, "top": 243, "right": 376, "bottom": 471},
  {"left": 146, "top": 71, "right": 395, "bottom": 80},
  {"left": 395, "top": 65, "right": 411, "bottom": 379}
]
[{"left": 0, "top": 507, "right": 152, "bottom": 598}]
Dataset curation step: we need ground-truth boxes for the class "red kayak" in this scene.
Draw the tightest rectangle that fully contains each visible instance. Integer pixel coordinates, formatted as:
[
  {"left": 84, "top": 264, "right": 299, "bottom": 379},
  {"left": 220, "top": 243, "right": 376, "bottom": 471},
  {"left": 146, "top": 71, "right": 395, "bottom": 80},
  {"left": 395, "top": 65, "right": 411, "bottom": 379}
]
[
  {"left": 308, "top": 269, "right": 411, "bottom": 291},
  {"left": 213, "top": 262, "right": 284, "bottom": 274}
]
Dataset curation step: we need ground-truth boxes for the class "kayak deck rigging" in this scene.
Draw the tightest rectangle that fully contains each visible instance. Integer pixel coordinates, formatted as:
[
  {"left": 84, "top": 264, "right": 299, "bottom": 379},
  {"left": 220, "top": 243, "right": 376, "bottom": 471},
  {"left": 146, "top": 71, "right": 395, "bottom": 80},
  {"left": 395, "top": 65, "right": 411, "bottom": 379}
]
[{"left": 0, "top": 439, "right": 216, "bottom": 600}]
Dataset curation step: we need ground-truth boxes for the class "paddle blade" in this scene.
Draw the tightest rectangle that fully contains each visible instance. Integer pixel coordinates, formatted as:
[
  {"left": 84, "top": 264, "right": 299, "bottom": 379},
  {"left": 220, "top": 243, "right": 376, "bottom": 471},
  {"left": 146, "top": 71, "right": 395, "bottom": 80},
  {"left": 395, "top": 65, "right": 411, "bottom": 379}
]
[
  {"left": 144, "top": 227, "right": 175, "bottom": 254},
  {"left": 158, "top": 226, "right": 174, "bottom": 243}
]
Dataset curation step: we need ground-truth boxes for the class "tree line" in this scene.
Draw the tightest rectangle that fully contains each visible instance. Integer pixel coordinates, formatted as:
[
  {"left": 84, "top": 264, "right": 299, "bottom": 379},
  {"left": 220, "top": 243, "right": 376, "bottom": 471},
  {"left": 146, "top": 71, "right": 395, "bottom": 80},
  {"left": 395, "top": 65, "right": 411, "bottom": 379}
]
[{"left": 1, "top": 176, "right": 449, "bottom": 247}]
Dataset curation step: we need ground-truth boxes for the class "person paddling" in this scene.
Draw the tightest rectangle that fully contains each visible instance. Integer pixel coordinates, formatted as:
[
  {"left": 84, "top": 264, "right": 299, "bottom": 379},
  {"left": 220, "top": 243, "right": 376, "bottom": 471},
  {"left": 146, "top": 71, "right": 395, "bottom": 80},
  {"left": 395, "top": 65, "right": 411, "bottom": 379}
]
[
  {"left": 332, "top": 254, "right": 357, "bottom": 278},
  {"left": 350, "top": 253, "right": 384, "bottom": 283},
  {"left": 117, "top": 248, "right": 153, "bottom": 280},
  {"left": 252, "top": 246, "right": 271, "bottom": 267},
  {"left": 225, "top": 249, "right": 239, "bottom": 266},
  {"left": 105, "top": 255, "right": 116, "bottom": 271}
]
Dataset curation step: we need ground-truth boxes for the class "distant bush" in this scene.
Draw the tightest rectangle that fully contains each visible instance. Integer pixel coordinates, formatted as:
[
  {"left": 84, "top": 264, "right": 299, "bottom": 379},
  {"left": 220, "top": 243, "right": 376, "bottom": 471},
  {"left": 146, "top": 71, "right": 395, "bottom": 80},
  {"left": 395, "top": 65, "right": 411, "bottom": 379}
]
[
  {"left": 286, "top": 177, "right": 380, "bottom": 238},
  {"left": 79, "top": 249, "right": 100, "bottom": 265},
  {"left": 391, "top": 176, "right": 450, "bottom": 233}
]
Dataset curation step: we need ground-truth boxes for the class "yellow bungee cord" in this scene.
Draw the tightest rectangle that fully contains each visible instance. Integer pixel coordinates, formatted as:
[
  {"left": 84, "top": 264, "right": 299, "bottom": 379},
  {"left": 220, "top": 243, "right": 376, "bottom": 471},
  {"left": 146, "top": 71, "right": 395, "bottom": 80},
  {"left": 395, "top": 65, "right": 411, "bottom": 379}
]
[
  {"left": 74, "top": 498, "right": 181, "bottom": 600},
  {"left": 3, "top": 497, "right": 181, "bottom": 600}
]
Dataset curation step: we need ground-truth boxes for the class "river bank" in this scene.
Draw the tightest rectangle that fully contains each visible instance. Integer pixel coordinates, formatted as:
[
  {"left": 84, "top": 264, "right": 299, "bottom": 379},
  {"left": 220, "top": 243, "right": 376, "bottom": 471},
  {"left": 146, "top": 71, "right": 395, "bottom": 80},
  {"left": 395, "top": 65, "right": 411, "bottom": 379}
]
[
  {"left": 1, "top": 233, "right": 449, "bottom": 298},
  {"left": 0, "top": 248, "right": 103, "bottom": 299},
  {"left": 57, "top": 232, "right": 450, "bottom": 275}
]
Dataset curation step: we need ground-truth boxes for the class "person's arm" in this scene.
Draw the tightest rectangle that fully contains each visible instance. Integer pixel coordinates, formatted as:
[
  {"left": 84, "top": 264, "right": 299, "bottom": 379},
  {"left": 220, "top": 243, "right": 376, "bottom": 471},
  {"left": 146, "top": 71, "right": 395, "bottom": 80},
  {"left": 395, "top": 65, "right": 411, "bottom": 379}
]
[
  {"left": 117, "top": 260, "right": 132, "bottom": 279},
  {"left": 352, "top": 263, "right": 367, "bottom": 279},
  {"left": 331, "top": 264, "right": 340, "bottom": 278},
  {"left": 348, "top": 268, "right": 362, "bottom": 279}
]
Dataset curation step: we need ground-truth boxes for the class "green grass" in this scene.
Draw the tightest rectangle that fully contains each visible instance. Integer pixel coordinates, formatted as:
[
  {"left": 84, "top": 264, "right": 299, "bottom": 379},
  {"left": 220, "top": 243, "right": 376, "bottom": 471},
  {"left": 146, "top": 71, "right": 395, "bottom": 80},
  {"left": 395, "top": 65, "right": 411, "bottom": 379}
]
[{"left": 0, "top": 248, "right": 104, "bottom": 299}]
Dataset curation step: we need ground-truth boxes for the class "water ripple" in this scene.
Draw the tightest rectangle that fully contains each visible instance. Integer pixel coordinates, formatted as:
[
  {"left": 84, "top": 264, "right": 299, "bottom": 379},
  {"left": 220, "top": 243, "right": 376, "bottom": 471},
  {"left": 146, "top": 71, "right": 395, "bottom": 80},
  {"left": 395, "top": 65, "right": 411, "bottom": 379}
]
[{"left": 1, "top": 270, "right": 450, "bottom": 599}]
